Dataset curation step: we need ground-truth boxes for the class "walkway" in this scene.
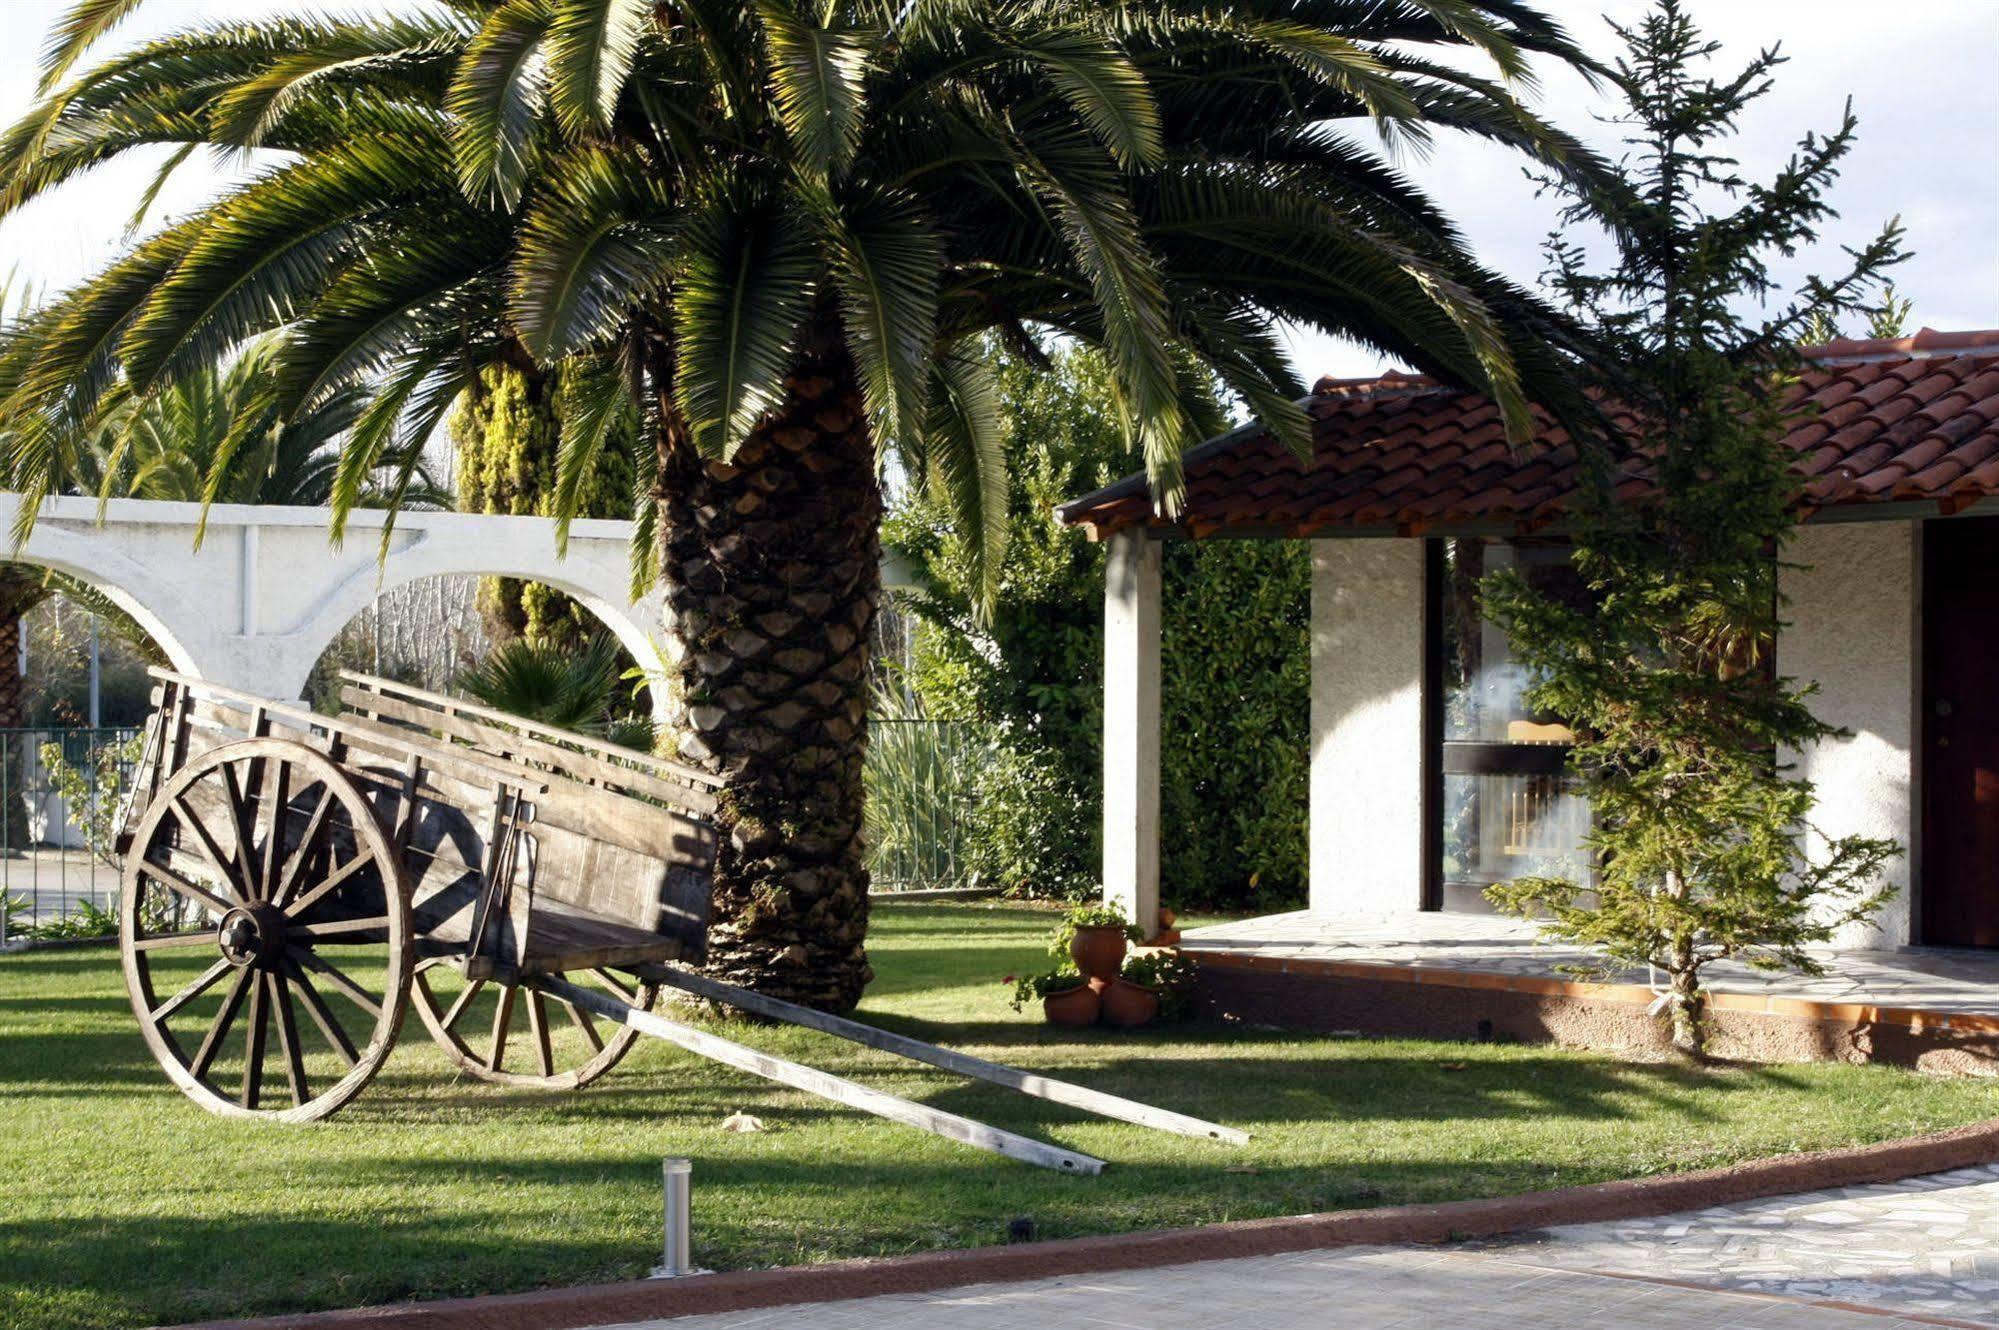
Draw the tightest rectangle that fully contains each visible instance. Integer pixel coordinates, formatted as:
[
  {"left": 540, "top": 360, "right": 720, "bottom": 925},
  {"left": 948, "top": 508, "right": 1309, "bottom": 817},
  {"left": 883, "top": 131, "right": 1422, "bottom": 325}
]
[
  {"left": 1181, "top": 910, "right": 1999, "bottom": 1022},
  {"left": 602, "top": 1168, "right": 1999, "bottom": 1330},
  {"left": 604, "top": 1247, "right": 1976, "bottom": 1329},
  {"left": 1478, "top": 1162, "right": 1999, "bottom": 1325}
]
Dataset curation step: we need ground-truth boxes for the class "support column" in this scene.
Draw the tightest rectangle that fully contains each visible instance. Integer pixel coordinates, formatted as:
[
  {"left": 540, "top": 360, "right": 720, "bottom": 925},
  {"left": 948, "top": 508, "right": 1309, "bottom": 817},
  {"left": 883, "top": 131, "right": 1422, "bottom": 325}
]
[
  {"left": 1102, "top": 527, "right": 1161, "bottom": 937},
  {"left": 1780, "top": 521, "right": 1918, "bottom": 949},
  {"left": 1311, "top": 539, "right": 1426, "bottom": 915}
]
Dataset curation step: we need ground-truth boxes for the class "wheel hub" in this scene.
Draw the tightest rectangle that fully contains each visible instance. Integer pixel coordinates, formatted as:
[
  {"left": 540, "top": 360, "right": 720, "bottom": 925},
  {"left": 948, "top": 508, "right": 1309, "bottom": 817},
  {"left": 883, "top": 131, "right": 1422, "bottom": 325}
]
[{"left": 217, "top": 903, "right": 286, "bottom": 968}]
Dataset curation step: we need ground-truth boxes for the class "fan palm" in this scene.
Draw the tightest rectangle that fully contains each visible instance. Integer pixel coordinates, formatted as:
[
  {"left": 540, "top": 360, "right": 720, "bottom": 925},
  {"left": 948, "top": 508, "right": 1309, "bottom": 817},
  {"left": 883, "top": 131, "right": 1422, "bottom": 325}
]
[{"left": 0, "top": 0, "right": 1611, "bottom": 1010}]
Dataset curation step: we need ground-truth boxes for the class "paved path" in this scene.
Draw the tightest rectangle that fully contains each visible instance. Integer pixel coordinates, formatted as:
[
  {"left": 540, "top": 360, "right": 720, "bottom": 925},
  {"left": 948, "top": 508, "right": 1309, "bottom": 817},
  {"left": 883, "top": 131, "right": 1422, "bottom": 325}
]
[
  {"left": 608, "top": 1246, "right": 1973, "bottom": 1329},
  {"left": 1478, "top": 1163, "right": 1999, "bottom": 1325},
  {"left": 605, "top": 1168, "right": 1999, "bottom": 1329}
]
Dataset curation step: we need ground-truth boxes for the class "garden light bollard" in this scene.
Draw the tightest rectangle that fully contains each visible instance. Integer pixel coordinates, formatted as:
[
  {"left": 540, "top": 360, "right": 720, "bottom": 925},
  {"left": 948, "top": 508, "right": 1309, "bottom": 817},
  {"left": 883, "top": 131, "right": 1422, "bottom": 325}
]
[{"left": 653, "top": 1158, "right": 708, "bottom": 1278}]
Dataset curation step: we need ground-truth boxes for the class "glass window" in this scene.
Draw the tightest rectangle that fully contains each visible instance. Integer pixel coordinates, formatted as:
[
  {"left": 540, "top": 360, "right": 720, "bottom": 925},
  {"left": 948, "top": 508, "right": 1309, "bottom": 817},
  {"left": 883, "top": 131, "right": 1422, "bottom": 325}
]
[
  {"left": 1434, "top": 539, "right": 1592, "bottom": 900},
  {"left": 1439, "top": 539, "right": 1580, "bottom": 744}
]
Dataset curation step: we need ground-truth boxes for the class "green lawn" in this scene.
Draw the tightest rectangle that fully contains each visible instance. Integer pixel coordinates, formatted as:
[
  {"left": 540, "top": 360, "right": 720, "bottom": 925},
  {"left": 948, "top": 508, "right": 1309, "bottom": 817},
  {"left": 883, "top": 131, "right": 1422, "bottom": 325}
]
[{"left": 4, "top": 902, "right": 1992, "bottom": 1330}]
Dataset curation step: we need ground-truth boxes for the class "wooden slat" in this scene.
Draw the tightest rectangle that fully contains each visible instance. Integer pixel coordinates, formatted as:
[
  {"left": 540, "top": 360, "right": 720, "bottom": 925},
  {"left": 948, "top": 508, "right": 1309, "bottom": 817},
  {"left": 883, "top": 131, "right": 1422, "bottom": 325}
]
[
  {"left": 533, "top": 976, "right": 1104, "bottom": 1176},
  {"left": 633, "top": 965, "right": 1249, "bottom": 1145},
  {"left": 340, "top": 686, "right": 718, "bottom": 817},
  {"left": 147, "top": 669, "right": 548, "bottom": 793},
  {"left": 339, "top": 671, "right": 724, "bottom": 787}
]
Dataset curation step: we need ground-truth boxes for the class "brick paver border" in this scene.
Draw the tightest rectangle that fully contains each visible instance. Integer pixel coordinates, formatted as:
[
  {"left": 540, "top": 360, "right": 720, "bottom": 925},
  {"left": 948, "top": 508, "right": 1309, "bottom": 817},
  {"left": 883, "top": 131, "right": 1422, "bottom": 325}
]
[{"left": 176, "top": 1115, "right": 1999, "bottom": 1330}]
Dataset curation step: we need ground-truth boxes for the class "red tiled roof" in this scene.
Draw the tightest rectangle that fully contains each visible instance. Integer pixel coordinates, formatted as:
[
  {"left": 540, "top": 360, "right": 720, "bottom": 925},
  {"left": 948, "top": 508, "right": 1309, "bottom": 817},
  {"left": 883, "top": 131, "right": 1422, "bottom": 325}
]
[{"left": 1055, "top": 328, "right": 1999, "bottom": 537}]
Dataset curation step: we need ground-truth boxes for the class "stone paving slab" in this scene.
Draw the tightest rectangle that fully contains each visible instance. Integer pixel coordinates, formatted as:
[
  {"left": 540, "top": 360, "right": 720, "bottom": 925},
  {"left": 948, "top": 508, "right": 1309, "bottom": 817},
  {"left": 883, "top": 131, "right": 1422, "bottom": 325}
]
[
  {"left": 1180, "top": 911, "right": 1999, "bottom": 1017},
  {"left": 598, "top": 1246, "right": 1974, "bottom": 1329},
  {"left": 1474, "top": 1163, "right": 1999, "bottom": 1326}
]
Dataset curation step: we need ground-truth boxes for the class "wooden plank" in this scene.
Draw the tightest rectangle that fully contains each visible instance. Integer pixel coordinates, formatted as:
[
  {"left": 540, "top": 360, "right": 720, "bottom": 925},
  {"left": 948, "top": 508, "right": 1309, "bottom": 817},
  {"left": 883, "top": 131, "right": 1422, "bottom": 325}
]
[
  {"left": 532, "top": 976, "right": 1104, "bottom": 1176},
  {"left": 339, "top": 670, "right": 724, "bottom": 787},
  {"left": 632, "top": 965, "right": 1249, "bottom": 1145}
]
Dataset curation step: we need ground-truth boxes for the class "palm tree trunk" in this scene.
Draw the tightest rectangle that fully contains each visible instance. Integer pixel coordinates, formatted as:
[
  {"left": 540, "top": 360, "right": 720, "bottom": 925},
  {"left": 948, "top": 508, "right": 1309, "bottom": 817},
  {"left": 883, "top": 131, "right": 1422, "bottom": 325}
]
[{"left": 656, "top": 321, "right": 879, "bottom": 1013}]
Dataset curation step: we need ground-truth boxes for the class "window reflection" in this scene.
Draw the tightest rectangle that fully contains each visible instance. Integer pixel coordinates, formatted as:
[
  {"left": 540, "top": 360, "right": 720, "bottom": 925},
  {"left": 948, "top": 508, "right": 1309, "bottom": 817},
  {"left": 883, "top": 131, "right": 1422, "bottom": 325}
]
[{"left": 1436, "top": 539, "right": 1593, "bottom": 904}]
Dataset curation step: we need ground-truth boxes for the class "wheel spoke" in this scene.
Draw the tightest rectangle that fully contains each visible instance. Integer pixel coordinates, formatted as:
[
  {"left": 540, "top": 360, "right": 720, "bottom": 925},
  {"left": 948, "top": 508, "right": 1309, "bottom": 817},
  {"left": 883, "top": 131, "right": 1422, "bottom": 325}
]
[
  {"left": 149, "top": 958, "right": 233, "bottom": 1023},
  {"left": 172, "top": 797, "right": 249, "bottom": 906},
  {"left": 284, "top": 853, "right": 372, "bottom": 920},
  {"left": 268, "top": 972, "right": 310, "bottom": 1108},
  {"left": 560, "top": 996, "right": 604, "bottom": 1053},
  {"left": 591, "top": 968, "right": 637, "bottom": 1003},
  {"left": 486, "top": 984, "right": 516, "bottom": 1073},
  {"left": 284, "top": 960, "right": 359, "bottom": 1066},
  {"left": 526, "top": 990, "right": 553, "bottom": 1078},
  {"left": 191, "top": 967, "right": 253, "bottom": 1080},
  {"left": 292, "top": 948, "right": 383, "bottom": 1020},
  {"left": 258, "top": 761, "right": 291, "bottom": 903},
  {"left": 131, "top": 930, "right": 218, "bottom": 952},
  {"left": 290, "top": 915, "right": 389, "bottom": 941},
  {"left": 139, "top": 859, "right": 233, "bottom": 918},
  {"left": 222, "top": 763, "right": 262, "bottom": 899},
  {"left": 271, "top": 787, "right": 334, "bottom": 910},
  {"left": 240, "top": 971, "right": 268, "bottom": 1109},
  {"left": 440, "top": 977, "right": 486, "bottom": 1032}
]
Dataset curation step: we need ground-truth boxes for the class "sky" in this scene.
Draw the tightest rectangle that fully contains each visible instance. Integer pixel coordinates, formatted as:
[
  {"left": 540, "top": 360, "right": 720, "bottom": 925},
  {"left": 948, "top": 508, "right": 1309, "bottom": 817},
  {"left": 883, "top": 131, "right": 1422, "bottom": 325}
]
[{"left": 0, "top": 0, "right": 1994, "bottom": 386}]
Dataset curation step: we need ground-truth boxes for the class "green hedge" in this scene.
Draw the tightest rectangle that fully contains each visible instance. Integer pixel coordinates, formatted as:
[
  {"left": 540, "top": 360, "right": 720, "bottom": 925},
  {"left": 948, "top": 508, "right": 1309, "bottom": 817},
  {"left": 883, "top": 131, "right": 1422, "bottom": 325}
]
[{"left": 885, "top": 344, "right": 1307, "bottom": 913}]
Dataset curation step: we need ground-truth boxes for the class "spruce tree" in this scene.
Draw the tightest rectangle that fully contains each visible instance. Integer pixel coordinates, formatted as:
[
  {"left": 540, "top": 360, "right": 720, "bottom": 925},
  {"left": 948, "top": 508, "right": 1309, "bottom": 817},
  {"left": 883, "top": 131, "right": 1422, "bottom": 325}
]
[{"left": 1482, "top": 0, "right": 1904, "bottom": 1055}]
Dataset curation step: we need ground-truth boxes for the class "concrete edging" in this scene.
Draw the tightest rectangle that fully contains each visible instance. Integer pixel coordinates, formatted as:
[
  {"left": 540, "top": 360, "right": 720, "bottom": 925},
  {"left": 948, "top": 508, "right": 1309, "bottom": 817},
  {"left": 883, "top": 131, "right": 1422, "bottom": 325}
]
[{"left": 176, "top": 1115, "right": 1999, "bottom": 1330}]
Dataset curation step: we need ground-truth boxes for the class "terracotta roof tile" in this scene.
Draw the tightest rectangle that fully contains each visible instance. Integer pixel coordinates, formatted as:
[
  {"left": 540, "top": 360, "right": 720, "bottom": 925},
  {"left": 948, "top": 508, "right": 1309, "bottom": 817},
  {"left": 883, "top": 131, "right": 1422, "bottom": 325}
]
[{"left": 1056, "top": 329, "right": 1999, "bottom": 535}]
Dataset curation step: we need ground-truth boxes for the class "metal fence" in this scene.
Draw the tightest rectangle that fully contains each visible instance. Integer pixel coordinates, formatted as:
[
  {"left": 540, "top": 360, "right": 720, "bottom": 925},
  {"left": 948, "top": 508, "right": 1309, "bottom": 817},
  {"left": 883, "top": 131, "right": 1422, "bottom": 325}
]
[
  {"left": 863, "top": 717, "right": 989, "bottom": 893},
  {"left": 0, "top": 726, "right": 142, "bottom": 938}
]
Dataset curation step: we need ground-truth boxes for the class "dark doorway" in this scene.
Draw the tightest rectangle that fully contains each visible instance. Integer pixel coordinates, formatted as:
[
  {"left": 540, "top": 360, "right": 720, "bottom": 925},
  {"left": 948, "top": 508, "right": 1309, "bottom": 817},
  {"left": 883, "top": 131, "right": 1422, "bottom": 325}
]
[{"left": 1923, "top": 516, "right": 1999, "bottom": 946}]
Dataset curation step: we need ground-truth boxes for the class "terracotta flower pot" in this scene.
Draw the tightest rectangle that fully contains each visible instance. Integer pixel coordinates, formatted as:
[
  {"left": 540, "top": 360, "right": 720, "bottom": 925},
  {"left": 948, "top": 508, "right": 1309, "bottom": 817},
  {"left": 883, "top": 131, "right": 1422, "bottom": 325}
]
[
  {"left": 1069, "top": 925, "right": 1130, "bottom": 979},
  {"left": 1042, "top": 983, "right": 1100, "bottom": 1028},
  {"left": 1099, "top": 978, "right": 1160, "bottom": 1028}
]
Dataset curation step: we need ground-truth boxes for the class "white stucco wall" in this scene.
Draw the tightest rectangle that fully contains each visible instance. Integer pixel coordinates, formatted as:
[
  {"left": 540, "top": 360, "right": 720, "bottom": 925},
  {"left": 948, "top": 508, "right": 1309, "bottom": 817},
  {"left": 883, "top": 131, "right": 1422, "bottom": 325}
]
[
  {"left": 1310, "top": 540, "right": 1427, "bottom": 914},
  {"left": 1780, "top": 520, "right": 1919, "bottom": 950}
]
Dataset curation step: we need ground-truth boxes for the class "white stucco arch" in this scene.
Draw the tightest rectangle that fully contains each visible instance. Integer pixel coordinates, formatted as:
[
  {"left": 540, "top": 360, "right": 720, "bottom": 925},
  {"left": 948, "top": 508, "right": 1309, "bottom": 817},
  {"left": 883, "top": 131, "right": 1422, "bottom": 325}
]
[{"left": 0, "top": 494, "right": 675, "bottom": 718}]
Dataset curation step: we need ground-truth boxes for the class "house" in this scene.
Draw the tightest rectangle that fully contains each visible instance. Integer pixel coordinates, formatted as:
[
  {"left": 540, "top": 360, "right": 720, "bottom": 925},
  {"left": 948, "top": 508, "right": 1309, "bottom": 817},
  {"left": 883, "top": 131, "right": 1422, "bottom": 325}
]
[{"left": 1056, "top": 329, "right": 1999, "bottom": 1061}]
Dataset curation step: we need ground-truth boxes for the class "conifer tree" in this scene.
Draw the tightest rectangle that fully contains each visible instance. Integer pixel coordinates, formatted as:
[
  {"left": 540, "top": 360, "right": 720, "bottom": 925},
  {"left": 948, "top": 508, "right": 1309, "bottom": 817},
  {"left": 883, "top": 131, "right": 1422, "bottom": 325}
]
[{"left": 1483, "top": 0, "right": 1904, "bottom": 1055}]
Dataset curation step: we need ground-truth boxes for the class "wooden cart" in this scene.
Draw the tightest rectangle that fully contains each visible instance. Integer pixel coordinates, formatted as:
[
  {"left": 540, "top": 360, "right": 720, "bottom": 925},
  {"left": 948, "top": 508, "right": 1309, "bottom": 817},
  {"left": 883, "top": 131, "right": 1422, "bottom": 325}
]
[
  {"left": 116, "top": 668, "right": 722, "bottom": 1122},
  {"left": 114, "top": 669, "right": 1245, "bottom": 1170}
]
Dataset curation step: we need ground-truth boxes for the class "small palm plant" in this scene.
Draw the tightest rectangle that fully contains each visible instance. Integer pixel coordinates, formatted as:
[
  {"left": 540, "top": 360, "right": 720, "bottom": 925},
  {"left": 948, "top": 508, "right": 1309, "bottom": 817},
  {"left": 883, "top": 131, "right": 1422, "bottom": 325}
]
[{"left": 456, "top": 632, "right": 627, "bottom": 735}]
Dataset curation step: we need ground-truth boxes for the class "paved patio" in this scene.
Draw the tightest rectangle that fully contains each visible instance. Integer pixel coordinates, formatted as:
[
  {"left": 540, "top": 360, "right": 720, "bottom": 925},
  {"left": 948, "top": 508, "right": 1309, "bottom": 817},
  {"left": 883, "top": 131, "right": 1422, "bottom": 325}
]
[{"left": 1180, "top": 911, "right": 1999, "bottom": 1021}]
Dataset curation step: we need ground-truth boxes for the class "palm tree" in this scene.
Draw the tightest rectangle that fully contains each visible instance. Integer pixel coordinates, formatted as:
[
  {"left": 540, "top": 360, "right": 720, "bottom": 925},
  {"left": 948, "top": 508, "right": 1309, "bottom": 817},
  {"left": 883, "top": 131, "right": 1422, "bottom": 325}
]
[{"left": 0, "top": 0, "right": 1610, "bottom": 1011}]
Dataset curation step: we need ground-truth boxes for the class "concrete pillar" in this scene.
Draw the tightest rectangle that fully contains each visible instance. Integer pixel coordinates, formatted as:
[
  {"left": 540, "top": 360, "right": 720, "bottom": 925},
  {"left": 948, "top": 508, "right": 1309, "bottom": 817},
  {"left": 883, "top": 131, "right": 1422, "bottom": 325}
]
[
  {"left": 1780, "top": 521, "right": 1919, "bottom": 949},
  {"left": 1310, "top": 539, "right": 1426, "bottom": 915},
  {"left": 1102, "top": 527, "right": 1161, "bottom": 936}
]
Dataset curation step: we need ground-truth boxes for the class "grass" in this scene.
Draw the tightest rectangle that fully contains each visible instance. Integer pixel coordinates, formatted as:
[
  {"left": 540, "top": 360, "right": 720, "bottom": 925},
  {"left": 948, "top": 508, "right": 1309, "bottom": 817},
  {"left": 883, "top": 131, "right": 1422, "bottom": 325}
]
[{"left": 4, "top": 902, "right": 1994, "bottom": 1330}]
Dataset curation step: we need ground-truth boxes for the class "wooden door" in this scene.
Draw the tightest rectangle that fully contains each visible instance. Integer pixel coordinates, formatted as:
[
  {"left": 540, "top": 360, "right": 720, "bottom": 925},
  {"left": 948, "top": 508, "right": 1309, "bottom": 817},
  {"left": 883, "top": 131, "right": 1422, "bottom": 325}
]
[{"left": 1923, "top": 516, "right": 1999, "bottom": 947}]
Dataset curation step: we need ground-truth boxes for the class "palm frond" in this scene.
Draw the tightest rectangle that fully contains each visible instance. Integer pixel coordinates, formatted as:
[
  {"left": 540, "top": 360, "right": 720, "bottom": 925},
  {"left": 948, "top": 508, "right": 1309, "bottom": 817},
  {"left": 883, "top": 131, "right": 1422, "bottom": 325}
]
[{"left": 671, "top": 175, "right": 816, "bottom": 458}]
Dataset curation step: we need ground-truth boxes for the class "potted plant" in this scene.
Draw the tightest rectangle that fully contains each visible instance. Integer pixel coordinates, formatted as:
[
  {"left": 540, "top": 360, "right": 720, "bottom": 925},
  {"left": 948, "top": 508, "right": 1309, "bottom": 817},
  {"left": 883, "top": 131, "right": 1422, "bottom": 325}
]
[
  {"left": 1114, "top": 950, "right": 1201, "bottom": 1026},
  {"left": 1054, "top": 903, "right": 1142, "bottom": 980},
  {"left": 1010, "top": 970, "right": 1098, "bottom": 1027}
]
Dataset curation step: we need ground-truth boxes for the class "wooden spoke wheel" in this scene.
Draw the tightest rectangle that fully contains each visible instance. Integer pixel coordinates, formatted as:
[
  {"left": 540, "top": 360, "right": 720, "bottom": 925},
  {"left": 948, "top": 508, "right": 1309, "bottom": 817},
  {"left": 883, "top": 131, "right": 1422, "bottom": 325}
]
[
  {"left": 119, "top": 738, "right": 412, "bottom": 1122},
  {"left": 411, "top": 964, "right": 655, "bottom": 1090}
]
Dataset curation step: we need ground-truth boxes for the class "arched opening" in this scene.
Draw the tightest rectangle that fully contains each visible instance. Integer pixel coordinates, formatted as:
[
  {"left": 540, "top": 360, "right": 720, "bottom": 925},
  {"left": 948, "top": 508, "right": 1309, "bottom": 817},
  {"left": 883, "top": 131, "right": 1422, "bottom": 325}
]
[
  {"left": 298, "top": 571, "right": 667, "bottom": 743},
  {"left": 0, "top": 557, "right": 184, "bottom": 938}
]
